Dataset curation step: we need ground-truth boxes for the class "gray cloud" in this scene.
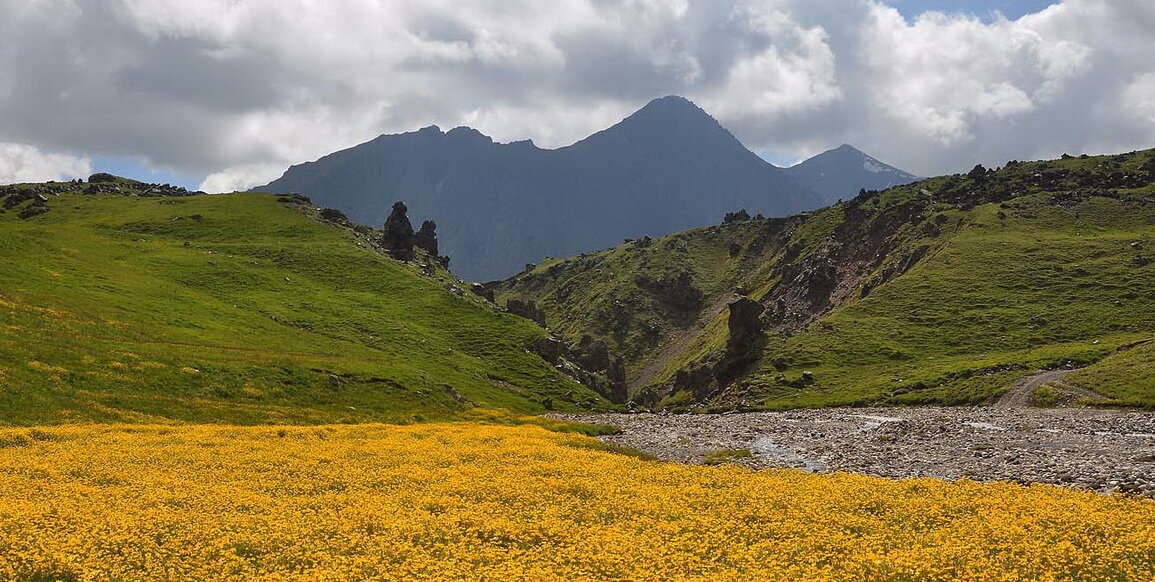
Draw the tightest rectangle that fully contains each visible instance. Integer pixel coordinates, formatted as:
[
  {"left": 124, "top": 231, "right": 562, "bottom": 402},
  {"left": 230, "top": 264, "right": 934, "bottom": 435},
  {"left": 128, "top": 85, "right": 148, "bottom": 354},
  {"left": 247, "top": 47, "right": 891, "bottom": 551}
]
[{"left": 0, "top": 0, "right": 1153, "bottom": 191}]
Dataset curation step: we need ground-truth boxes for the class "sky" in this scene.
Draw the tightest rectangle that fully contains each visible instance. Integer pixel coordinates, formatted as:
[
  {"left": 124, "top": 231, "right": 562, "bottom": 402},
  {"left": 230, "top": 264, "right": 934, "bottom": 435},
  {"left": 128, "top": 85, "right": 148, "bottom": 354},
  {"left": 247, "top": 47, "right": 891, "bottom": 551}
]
[{"left": 2, "top": 0, "right": 1153, "bottom": 193}]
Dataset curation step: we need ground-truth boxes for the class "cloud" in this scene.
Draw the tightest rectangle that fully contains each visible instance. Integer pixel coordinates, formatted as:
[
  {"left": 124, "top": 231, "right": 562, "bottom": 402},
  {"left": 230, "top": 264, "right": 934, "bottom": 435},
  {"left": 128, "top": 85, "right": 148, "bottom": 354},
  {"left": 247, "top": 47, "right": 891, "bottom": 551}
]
[
  {"left": 199, "top": 163, "right": 285, "bottom": 193},
  {"left": 0, "top": 143, "right": 91, "bottom": 185},
  {"left": 1, "top": 0, "right": 1155, "bottom": 185}
]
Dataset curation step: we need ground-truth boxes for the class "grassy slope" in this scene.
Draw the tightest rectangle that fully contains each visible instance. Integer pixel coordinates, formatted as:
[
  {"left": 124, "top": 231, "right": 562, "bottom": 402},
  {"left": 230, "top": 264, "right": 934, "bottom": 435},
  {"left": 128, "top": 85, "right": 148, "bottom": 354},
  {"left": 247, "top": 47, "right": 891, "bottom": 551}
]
[
  {"left": 499, "top": 218, "right": 789, "bottom": 371},
  {"left": 0, "top": 187, "right": 604, "bottom": 426},
  {"left": 500, "top": 150, "right": 1155, "bottom": 409},
  {"left": 744, "top": 193, "right": 1155, "bottom": 409}
]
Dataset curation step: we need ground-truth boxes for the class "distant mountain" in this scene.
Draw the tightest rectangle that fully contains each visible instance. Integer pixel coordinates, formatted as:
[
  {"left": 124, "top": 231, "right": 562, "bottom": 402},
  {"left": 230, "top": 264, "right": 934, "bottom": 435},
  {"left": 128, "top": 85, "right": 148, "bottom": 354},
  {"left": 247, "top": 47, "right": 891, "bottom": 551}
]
[
  {"left": 784, "top": 144, "right": 921, "bottom": 205},
  {"left": 258, "top": 97, "right": 822, "bottom": 280},
  {"left": 257, "top": 96, "right": 919, "bottom": 280}
]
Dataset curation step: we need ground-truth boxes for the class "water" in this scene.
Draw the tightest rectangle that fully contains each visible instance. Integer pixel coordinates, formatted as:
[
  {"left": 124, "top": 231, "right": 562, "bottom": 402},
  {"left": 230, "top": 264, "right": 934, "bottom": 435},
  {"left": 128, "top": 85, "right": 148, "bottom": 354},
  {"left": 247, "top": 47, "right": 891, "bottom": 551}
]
[{"left": 751, "top": 436, "right": 828, "bottom": 472}]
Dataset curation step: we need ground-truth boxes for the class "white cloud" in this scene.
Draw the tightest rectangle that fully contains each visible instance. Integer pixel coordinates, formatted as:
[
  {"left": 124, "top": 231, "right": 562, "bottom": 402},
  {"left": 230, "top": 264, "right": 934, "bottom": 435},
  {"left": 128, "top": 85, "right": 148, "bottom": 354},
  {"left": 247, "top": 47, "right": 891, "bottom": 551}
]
[
  {"left": 1, "top": 0, "right": 1155, "bottom": 182},
  {"left": 0, "top": 143, "right": 91, "bottom": 184},
  {"left": 199, "top": 163, "right": 284, "bottom": 193}
]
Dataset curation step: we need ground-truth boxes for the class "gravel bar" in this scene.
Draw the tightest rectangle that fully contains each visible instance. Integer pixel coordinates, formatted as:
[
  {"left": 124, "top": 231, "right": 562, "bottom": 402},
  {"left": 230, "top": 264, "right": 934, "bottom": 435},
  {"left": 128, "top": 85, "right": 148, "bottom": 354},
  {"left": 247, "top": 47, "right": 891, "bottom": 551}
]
[{"left": 553, "top": 407, "right": 1155, "bottom": 495}]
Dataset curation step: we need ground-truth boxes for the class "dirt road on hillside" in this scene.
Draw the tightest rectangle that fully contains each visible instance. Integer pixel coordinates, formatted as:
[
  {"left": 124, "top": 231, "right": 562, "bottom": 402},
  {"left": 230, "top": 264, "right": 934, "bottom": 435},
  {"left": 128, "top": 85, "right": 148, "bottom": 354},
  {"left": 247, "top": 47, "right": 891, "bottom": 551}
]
[{"left": 993, "top": 369, "right": 1078, "bottom": 407}]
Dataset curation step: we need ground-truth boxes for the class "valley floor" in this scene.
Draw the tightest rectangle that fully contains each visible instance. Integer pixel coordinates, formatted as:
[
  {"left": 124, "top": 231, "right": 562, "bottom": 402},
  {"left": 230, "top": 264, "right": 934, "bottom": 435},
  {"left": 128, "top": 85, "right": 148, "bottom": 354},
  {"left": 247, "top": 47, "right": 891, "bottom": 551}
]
[{"left": 556, "top": 407, "right": 1155, "bottom": 496}]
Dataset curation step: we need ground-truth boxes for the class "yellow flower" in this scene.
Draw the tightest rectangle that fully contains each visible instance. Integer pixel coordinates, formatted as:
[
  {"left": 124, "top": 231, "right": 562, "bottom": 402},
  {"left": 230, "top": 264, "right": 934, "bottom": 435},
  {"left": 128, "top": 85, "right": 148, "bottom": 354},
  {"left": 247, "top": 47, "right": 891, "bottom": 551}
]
[{"left": 0, "top": 423, "right": 1149, "bottom": 582}]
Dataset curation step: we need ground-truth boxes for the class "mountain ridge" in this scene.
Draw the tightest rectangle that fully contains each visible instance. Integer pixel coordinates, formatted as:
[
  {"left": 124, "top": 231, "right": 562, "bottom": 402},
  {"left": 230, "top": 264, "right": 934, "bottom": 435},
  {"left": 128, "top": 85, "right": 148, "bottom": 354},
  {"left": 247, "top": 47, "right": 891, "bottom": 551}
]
[{"left": 257, "top": 97, "right": 915, "bottom": 281}]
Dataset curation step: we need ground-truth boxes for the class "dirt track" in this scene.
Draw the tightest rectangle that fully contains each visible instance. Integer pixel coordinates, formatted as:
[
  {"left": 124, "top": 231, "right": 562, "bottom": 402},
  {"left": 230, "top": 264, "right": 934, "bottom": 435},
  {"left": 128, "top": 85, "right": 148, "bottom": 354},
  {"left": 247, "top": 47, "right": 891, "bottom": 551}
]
[{"left": 993, "top": 368, "right": 1079, "bottom": 407}]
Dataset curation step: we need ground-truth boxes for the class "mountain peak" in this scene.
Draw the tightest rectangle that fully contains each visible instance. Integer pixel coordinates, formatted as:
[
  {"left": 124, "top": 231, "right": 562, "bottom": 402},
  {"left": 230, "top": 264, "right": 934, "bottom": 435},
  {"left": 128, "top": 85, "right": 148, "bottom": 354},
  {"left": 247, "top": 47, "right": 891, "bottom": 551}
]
[
  {"left": 573, "top": 95, "right": 741, "bottom": 153},
  {"left": 627, "top": 95, "right": 715, "bottom": 124},
  {"left": 785, "top": 144, "right": 921, "bottom": 204},
  {"left": 446, "top": 126, "right": 493, "bottom": 144}
]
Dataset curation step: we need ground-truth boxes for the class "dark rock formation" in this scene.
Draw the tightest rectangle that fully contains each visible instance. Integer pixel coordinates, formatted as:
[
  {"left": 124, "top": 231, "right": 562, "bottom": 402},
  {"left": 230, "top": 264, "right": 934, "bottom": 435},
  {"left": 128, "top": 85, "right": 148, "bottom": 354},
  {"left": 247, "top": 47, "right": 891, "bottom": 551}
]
[
  {"left": 381, "top": 201, "right": 415, "bottom": 261},
  {"left": 470, "top": 283, "right": 496, "bottom": 302},
  {"left": 88, "top": 173, "right": 117, "bottom": 183},
  {"left": 318, "top": 207, "right": 349, "bottom": 223},
  {"left": 18, "top": 206, "right": 49, "bottom": 220},
  {"left": 715, "top": 296, "right": 765, "bottom": 384},
  {"left": 607, "top": 356, "right": 627, "bottom": 387},
  {"left": 674, "top": 364, "right": 717, "bottom": 400},
  {"left": 633, "top": 270, "right": 703, "bottom": 312},
  {"left": 415, "top": 220, "right": 438, "bottom": 256},
  {"left": 506, "top": 299, "right": 546, "bottom": 327},
  {"left": 723, "top": 209, "right": 751, "bottom": 223},
  {"left": 531, "top": 336, "right": 565, "bottom": 365},
  {"left": 571, "top": 335, "right": 612, "bottom": 372},
  {"left": 725, "top": 297, "right": 765, "bottom": 354}
]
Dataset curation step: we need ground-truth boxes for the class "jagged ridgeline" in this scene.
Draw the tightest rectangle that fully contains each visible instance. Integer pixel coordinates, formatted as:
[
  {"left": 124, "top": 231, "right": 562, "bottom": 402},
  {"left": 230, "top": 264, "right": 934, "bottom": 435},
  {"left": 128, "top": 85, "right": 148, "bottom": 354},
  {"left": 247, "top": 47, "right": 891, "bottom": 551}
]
[
  {"left": 498, "top": 150, "right": 1155, "bottom": 410},
  {"left": 0, "top": 176, "right": 610, "bottom": 426}
]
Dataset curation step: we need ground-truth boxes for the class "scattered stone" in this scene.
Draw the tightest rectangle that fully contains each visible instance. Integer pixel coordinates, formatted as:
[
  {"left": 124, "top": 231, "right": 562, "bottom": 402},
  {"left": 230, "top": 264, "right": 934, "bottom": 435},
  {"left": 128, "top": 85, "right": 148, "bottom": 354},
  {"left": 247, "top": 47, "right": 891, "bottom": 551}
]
[
  {"left": 442, "top": 384, "right": 471, "bottom": 406},
  {"left": 18, "top": 206, "right": 48, "bottom": 220},
  {"left": 555, "top": 407, "right": 1155, "bottom": 496}
]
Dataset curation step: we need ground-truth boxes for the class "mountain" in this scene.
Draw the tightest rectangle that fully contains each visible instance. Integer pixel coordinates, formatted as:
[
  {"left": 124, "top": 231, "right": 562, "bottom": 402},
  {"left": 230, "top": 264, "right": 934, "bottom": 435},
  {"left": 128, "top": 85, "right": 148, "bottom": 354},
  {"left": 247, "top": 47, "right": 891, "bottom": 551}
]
[
  {"left": 257, "top": 96, "right": 824, "bottom": 281},
  {"left": 784, "top": 144, "right": 921, "bottom": 205},
  {"left": 497, "top": 149, "right": 1155, "bottom": 410},
  {"left": 0, "top": 178, "right": 610, "bottom": 426}
]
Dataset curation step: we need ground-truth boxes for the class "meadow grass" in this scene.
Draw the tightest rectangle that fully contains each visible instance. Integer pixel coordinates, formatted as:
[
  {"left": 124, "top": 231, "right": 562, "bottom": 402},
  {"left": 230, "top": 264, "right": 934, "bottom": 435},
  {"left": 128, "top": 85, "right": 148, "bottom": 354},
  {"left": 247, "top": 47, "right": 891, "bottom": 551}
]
[{"left": 0, "top": 190, "right": 604, "bottom": 425}]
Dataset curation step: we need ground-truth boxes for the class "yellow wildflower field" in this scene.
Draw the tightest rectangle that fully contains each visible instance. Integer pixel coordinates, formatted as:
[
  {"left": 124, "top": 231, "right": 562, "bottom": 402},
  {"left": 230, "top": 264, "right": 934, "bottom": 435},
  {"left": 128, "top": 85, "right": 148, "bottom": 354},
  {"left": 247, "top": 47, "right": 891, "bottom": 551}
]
[{"left": 0, "top": 423, "right": 1152, "bottom": 581}]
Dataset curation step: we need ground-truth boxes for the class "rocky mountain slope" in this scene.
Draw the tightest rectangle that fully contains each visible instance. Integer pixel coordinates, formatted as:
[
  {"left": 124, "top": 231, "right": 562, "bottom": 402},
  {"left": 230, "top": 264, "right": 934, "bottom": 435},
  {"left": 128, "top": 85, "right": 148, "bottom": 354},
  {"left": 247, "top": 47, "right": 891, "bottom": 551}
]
[
  {"left": 498, "top": 150, "right": 1155, "bottom": 410},
  {"left": 258, "top": 96, "right": 915, "bottom": 281},
  {"left": 0, "top": 176, "right": 610, "bottom": 426}
]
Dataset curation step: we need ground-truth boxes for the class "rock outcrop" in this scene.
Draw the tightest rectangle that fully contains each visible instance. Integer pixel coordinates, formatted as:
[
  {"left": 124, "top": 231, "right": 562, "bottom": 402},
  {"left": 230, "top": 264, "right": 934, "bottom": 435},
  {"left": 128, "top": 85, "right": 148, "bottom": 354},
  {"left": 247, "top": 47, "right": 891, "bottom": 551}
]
[
  {"left": 506, "top": 299, "right": 546, "bottom": 327},
  {"left": 715, "top": 296, "right": 765, "bottom": 385},
  {"left": 415, "top": 220, "right": 439, "bottom": 256},
  {"left": 528, "top": 334, "right": 629, "bottom": 404},
  {"left": 381, "top": 201, "right": 415, "bottom": 261}
]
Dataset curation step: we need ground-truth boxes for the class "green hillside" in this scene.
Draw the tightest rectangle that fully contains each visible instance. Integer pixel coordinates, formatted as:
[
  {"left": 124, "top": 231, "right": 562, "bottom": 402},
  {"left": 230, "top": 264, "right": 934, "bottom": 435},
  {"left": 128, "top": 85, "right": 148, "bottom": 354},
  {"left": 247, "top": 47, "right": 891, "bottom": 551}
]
[
  {"left": 0, "top": 180, "right": 606, "bottom": 426},
  {"left": 498, "top": 150, "right": 1155, "bottom": 410}
]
